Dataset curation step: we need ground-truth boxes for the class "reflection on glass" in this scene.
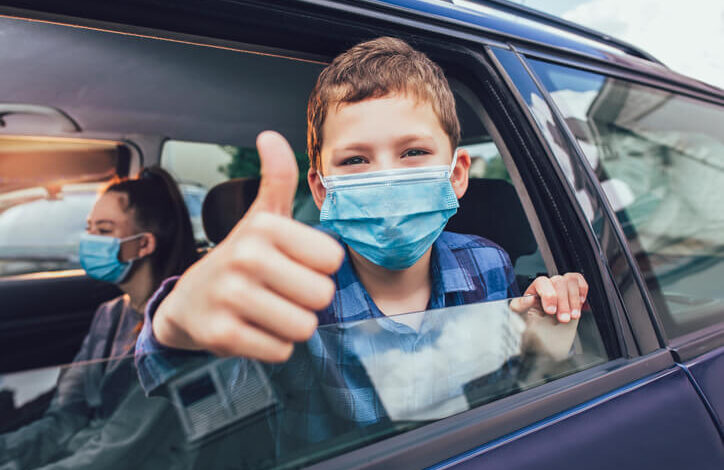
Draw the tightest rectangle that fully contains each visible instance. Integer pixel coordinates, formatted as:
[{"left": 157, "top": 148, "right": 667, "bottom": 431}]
[
  {"left": 0, "top": 297, "right": 605, "bottom": 469},
  {"left": 528, "top": 59, "right": 724, "bottom": 336},
  {"left": 0, "top": 355, "right": 187, "bottom": 470},
  {"left": 1, "top": 297, "right": 606, "bottom": 469}
]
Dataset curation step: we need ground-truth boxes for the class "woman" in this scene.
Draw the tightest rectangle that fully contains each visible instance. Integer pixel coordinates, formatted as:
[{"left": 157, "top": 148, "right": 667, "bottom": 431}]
[{"left": 0, "top": 167, "right": 197, "bottom": 470}]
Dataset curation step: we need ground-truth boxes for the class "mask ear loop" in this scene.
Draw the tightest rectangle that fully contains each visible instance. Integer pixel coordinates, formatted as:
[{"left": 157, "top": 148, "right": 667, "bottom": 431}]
[
  {"left": 317, "top": 170, "right": 328, "bottom": 189},
  {"left": 118, "top": 232, "right": 150, "bottom": 262},
  {"left": 449, "top": 148, "right": 459, "bottom": 178}
]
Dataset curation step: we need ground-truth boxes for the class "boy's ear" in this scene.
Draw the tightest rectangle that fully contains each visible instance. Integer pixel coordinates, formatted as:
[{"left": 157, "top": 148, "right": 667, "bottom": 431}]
[
  {"left": 308, "top": 167, "right": 327, "bottom": 210},
  {"left": 452, "top": 148, "right": 471, "bottom": 199}
]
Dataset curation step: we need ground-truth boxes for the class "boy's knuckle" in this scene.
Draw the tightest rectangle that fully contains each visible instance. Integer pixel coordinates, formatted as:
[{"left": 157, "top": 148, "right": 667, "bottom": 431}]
[{"left": 271, "top": 343, "right": 294, "bottom": 362}]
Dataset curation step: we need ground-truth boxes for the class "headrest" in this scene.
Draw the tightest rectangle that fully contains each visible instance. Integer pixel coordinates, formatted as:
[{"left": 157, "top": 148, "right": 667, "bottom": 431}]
[
  {"left": 445, "top": 179, "right": 537, "bottom": 264},
  {"left": 202, "top": 178, "right": 260, "bottom": 245}
]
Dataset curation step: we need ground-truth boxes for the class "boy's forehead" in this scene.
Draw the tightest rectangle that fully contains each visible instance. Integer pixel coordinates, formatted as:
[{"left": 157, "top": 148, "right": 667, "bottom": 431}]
[{"left": 322, "top": 95, "right": 447, "bottom": 148}]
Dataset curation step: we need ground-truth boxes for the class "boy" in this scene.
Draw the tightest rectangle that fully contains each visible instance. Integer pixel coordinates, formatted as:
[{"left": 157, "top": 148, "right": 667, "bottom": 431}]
[{"left": 136, "top": 37, "right": 586, "bottom": 404}]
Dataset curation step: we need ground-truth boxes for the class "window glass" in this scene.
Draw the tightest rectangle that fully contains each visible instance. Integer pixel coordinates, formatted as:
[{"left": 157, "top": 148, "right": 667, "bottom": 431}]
[
  {"left": 0, "top": 183, "right": 101, "bottom": 276},
  {"left": 0, "top": 136, "right": 135, "bottom": 277},
  {"left": 0, "top": 297, "right": 608, "bottom": 469},
  {"left": 529, "top": 59, "right": 724, "bottom": 337},
  {"left": 161, "top": 139, "right": 316, "bottom": 243}
]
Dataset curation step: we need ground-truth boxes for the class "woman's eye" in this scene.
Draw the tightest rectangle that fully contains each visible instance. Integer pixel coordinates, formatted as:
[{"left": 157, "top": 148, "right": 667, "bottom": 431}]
[
  {"left": 340, "top": 156, "right": 367, "bottom": 166},
  {"left": 403, "top": 149, "right": 429, "bottom": 158},
  {"left": 98, "top": 229, "right": 112, "bottom": 235}
]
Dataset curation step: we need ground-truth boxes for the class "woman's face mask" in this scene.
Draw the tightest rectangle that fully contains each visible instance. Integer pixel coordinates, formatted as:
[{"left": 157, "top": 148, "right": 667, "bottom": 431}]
[
  {"left": 319, "top": 152, "right": 459, "bottom": 270},
  {"left": 79, "top": 233, "right": 146, "bottom": 283}
]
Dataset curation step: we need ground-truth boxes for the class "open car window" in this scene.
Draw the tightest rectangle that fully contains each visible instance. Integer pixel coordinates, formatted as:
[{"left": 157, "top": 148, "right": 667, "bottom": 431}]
[{"left": 0, "top": 296, "right": 608, "bottom": 469}]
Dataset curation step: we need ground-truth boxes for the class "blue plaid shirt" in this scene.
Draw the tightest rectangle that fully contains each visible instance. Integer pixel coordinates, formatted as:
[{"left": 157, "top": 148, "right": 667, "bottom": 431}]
[{"left": 135, "top": 231, "right": 518, "bottom": 459}]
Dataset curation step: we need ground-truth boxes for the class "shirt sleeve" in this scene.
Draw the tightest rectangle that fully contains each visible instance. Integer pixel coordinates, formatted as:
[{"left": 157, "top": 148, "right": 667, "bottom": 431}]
[
  {"left": 503, "top": 252, "right": 520, "bottom": 298},
  {"left": 134, "top": 276, "right": 211, "bottom": 397}
]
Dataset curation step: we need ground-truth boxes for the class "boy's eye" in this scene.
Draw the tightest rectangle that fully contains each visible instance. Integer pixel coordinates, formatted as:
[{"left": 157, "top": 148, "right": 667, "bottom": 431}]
[
  {"left": 402, "top": 149, "right": 429, "bottom": 158},
  {"left": 340, "top": 156, "right": 367, "bottom": 166}
]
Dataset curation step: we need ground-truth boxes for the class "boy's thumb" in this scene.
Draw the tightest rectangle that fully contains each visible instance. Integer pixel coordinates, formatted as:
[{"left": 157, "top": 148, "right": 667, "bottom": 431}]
[{"left": 249, "top": 131, "right": 299, "bottom": 217}]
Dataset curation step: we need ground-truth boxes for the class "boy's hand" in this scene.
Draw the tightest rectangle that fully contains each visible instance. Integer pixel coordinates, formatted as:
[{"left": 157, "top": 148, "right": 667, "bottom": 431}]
[
  {"left": 152, "top": 131, "right": 345, "bottom": 361},
  {"left": 510, "top": 273, "right": 588, "bottom": 323}
]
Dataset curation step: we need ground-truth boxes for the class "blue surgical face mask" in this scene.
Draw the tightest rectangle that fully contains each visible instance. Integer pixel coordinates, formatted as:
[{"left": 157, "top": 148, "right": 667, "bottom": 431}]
[
  {"left": 79, "top": 233, "right": 145, "bottom": 283},
  {"left": 319, "top": 152, "right": 459, "bottom": 270}
]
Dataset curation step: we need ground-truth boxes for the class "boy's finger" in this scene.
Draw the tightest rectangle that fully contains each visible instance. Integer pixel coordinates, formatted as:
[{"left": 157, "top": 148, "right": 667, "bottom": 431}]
[
  {"left": 568, "top": 279, "right": 581, "bottom": 319},
  {"left": 509, "top": 294, "right": 538, "bottom": 313},
  {"left": 248, "top": 130, "right": 299, "bottom": 217},
  {"left": 552, "top": 276, "right": 571, "bottom": 322},
  {"left": 199, "top": 313, "right": 295, "bottom": 361},
  {"left": 528, "top": 277, "right": 557, "bottom": 316},
  {"left": 237, "top": 246, "right": 337, "bottom": 312},
  {"left": 215, "top": 275, "right": 320, "bottom": 343},
  {"left": 577, "top": 274, "right": 589, "bottom": 304},
  {"left": 267, "top": 216, "right": 345, "bottom": 274}
]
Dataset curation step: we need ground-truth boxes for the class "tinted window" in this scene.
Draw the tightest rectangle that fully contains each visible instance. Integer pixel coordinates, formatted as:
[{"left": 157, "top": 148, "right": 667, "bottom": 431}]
[
  {"left": 2, "top": 297, "right": 607, "bottom": 469},
  {"left": 529, "top": 60, "right": 724, "bottom": 337}
]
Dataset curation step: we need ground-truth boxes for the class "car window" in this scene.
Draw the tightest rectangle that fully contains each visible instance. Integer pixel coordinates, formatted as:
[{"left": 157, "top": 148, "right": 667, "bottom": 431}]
[
  {"left": 528, "top": 59, "right": 724, "bottom": 338},
  {"left": 0, "top": 136, "right": 139, "bottom": 277},
  {"left": 0, "top": 183, "right": 101, "bottom": 277},
  {"left": 0, "top": 296, "right": 607, "bottom": 469}
]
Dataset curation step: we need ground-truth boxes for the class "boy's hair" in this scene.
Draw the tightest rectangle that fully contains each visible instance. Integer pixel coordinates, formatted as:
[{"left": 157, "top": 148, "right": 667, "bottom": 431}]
[{"left": 307, "top": 37, "right": 461, "bottom": 171}]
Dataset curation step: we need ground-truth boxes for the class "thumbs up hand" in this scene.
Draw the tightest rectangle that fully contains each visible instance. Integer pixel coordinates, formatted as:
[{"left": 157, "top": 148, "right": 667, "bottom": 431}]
[{"left": 152, "top": 131, "right": 344, "bottom": 361}]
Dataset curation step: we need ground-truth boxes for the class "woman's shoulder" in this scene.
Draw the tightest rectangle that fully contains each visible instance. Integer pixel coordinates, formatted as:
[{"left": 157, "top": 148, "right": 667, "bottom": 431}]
[{"left": 89, "top": 295, "right": 131, "bottom": 328}]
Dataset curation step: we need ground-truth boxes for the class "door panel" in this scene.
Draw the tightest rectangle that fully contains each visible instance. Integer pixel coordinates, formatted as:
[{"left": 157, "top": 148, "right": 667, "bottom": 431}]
[
  {"left": 442, "top": 367, "right": 723, "bottom": 469},
  {"left": 0, "top": 272, "right": 120, "bottom": 373},
  {"left": 686, "top": 345, "right": 724, "bottom": 431}
]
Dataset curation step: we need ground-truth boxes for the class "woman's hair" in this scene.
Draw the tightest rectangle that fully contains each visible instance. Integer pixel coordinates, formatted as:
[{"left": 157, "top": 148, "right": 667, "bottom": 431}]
[{"left": 103, "top": 166, "right": 197, "bottom": 289}]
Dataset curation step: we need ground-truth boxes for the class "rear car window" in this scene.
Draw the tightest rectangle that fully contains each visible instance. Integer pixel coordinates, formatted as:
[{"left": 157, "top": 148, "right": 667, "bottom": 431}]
[
  {"left": 528, "top": 59, "right": 724, "bottom": 338},
  {"left": 0, "top": 136, "right": 133, "bottom": 277}
]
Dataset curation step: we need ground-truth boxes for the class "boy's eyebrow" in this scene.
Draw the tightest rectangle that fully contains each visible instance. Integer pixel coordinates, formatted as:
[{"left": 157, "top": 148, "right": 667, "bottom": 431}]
[
  {"left": 394, "top": 134, "right": 437, "bottom": 147},
  {"left": 334, "top": 134, "right": 438, "bottom": 152}
]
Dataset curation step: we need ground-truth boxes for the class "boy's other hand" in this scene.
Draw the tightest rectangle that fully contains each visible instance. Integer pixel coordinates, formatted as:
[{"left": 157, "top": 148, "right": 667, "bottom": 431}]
[
  {"left": 152, "top": 131, "right": 345, "bottom": 361},
  {"left": 510, "top": 273, "right": 588, "bottom": 323}
]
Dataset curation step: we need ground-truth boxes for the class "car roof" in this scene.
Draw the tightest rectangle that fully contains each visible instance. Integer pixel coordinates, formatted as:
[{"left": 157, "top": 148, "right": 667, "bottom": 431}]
[{"left": 374, "top": 0, "right": 723, "bottom": 96}]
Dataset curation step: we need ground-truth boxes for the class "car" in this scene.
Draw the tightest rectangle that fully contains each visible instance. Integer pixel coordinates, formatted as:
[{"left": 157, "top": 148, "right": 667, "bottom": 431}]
[{"left": 0, "top": 0, "right": 721, "bottom": 469}]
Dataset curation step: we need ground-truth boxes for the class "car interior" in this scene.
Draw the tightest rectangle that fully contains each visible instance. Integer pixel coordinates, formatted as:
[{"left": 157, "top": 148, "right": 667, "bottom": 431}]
[{"left": 0, "top": 14, "right": 610, "bottom": 465}]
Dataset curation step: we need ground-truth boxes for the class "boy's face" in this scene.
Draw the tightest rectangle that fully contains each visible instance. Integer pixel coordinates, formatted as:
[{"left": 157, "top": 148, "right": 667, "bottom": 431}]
[{"left": 307, "top": 94, "right": 471, "bottom": 209}]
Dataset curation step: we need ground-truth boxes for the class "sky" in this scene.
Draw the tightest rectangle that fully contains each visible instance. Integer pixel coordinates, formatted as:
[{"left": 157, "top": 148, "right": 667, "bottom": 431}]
[{"left": 509, "top": 0, "right": 724, "bottom": 89}]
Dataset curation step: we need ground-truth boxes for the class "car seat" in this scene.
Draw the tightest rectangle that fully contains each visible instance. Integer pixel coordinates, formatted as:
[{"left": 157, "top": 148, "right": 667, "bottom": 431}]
[
  {"left": 201, "top": 178, "right": 260, "bottom": 245},
  {"left": 445, "top": 178, "right": 537, "bottom": 265}
]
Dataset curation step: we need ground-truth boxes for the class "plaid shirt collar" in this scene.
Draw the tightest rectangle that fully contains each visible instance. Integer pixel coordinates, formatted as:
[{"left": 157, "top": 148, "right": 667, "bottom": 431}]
[{"left": 323, "top": 233, "right": 478, "bottom": 326}]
